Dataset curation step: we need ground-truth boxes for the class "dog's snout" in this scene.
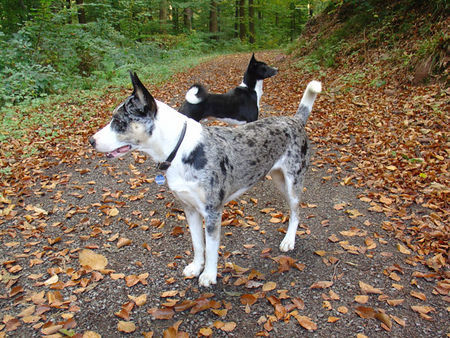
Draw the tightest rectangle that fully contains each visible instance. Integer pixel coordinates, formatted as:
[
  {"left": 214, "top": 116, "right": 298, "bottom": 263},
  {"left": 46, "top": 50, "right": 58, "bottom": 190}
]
[{"left": 89, "top": 136, "right": 96, "bottom": 148}]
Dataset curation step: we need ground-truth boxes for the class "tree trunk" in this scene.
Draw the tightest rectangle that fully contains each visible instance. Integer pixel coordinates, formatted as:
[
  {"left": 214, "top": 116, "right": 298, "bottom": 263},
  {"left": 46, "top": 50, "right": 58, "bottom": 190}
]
[
  {"left": 248, "top": 0, "right": 255, "bottom": 44},
  {"left": 75, "top": 0, "right": 86, "bottom": 24},
  {"left": 210, "top": 0, "right": 218, "bottom": 39},
  {"left": 159, "top": 0, "right": 167, "bottom": 33},
  {"left": 66, "top": 0, "right": 72, "bottom": 24},
  {"left": 172, "top": 6, "right": 179, "bottom": 34},
  {"left": 184, "top": 7, "right": 192, "bottom": 31},
  {"left": 239, "top": 0, "right": 246, "bottom": 41},
  {"left": 234, "top": 0, "right": 239, "bottom": 38}
]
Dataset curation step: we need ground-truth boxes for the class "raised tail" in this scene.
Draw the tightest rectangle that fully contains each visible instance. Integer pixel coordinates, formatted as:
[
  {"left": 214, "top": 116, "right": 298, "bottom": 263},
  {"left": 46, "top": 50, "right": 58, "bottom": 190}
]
[
  {"left": 295, "top": 80, "right": 321, "bottom": 123},
  {"left": 185, "top": 84, "right": 208, "bottom": 104}
]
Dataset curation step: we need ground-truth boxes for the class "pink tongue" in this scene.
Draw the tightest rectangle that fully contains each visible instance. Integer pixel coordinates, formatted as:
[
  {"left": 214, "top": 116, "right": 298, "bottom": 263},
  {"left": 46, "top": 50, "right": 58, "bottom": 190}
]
[{"left": 108, "top": 145, "right": 131, "bottom": 157}]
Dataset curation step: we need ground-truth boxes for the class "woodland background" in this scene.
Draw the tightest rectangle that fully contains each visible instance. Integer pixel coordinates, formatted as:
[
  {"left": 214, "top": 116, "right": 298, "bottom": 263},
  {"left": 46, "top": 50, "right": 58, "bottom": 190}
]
[
  {"left": 0, "top": 0, "right": 324, "bottom": 106},
  {"left": 0, "top": 0, "right": 448, "bottom": 336}
]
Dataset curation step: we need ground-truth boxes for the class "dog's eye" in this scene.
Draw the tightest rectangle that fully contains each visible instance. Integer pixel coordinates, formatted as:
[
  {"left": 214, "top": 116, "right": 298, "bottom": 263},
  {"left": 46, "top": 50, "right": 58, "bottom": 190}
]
[{"left": 111, "top": 116, "right": 128, "bottom": 133}]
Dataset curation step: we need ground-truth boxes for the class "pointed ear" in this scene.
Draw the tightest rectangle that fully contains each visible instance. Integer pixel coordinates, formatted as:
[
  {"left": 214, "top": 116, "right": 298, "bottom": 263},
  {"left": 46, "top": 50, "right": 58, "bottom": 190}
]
[
  {"left": 250, "top": 53, "right": 256, "bottom": 62},
  {"left": 129, "top": 71, "right": 157, "bottom": 115}
]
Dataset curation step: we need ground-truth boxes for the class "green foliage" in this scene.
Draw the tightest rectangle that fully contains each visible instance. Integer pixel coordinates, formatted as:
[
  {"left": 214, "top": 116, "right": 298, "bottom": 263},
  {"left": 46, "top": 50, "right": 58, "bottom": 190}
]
[{"left": 0, "top": 0, "right": 312, "bottom": 108}]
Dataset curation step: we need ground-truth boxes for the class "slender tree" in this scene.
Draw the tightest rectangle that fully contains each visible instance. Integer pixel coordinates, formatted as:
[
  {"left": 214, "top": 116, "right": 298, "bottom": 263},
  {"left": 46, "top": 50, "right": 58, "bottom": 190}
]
[
  {"left": 75, "top": 0, "right": 86, "bottom": 24},
  {"left": 66, "top": 0, "right": 72, "bottom": 24},
  {"left": 184, "top": 7, "right": 192, "bottom": 31},
  {"left": 248, "top": 0, "right": 255, "bottom": 43},
  {"left": 239, "top": 0, "right": 246, "bottom": 41},
  {"left": 210, "top": 0, "right": 218, "bottom": 39},
  {"left": 159, "top": 0, "right": 168, "bottom": 33}
]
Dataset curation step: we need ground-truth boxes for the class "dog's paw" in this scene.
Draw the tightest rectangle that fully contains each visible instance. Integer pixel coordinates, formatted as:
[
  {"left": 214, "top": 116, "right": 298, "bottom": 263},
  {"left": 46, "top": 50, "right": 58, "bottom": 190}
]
[
  {"left": 198, "top": 271, "right": 217, "bottom": 287},
  {"left": 279, "top": 236, "right": 295, "bottom": 252},
  {"left": 183, "top": 262, "right": 203, "bottom": 277}
]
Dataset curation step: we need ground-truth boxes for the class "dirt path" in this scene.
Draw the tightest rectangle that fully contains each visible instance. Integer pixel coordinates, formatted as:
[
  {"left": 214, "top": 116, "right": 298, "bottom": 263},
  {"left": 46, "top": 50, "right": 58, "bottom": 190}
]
[{"left": 0, "top": 52, "right": 448, "bottom": 337}]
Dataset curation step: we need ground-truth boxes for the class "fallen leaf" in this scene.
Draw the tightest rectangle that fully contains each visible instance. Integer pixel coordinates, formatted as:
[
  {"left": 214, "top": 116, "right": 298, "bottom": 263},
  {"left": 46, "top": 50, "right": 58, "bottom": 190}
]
[
  {"left": 396, "top": 243, "right": 411, "bottom": 255},
  {"left": 148, "top": 307, "right": 174, "bottom": 320},
  {"left": 359, "top": 281, "right": 382, "bottom": 294},
  {"left": 240, "top": 294, "right": 257, "bottom": 306},
  {"left": 262, "top": 281, "right": 277, "bottom": 292},
  {"left": 310, "top": 281, "right": 333, "bottom": 289},
  {"left": 410, "top": 291, "right": 426, "bottom": 301},
  {"left": 328, "top": 316, "right": 340, "bottom": 323},
  {"left": 337, "top": 306, "right": 348, "bottom": 314},
  {"left": 386, "top": 299, "right": 404, "bottom": 306},
  {"left": 79, "top": 249, "right": 108, "bottom": 270},
  {"left": 117, "top": 237, "right": 132, "bottom": 248},
  {"left": 354, "top": 295, "right": 369, "bottom": 304},
  {"left": 375, "top": 311, "right": 392, "bottom": 329},
  {"left": 82, "top": 331, "right": 102, "bottom": 338},
  {"left": 128, "top": 293, "right": 147, "bottom": 306},
  {"left": 220, "top": 322, "right": 236, "bottom": 332},
  {"left": 294, "top": 314, "right": 317, "bottom": 331},
  {"left": 355, "top": 306, "right": 376, "bottom": 319},
  {"left": 411, "top": 305, "right": 435, "bottom": 314},
  {"left": 199, "top": 327, "right": 213, "bottom": 336},
  {"left": 117, "top": 321, "right": 136, "bottom": 333}
]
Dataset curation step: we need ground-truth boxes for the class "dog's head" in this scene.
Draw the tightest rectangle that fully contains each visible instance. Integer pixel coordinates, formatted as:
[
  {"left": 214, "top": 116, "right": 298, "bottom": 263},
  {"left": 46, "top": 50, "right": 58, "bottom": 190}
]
[
  {"left": 247, "top": 53, "right": 278, "bottom": 80},
  {"left": 89, "top": 72, "right": 157, "bottom": 158}
]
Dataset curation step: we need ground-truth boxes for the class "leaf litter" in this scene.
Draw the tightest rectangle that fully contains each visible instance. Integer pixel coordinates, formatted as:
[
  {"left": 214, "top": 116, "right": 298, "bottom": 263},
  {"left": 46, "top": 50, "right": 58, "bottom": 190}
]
[{"left": 0, "top": 50, "right": 448, "bottom": 336}]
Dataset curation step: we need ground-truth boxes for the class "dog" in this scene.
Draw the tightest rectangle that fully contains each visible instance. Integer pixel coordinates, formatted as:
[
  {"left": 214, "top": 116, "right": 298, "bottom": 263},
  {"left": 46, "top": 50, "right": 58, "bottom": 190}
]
[
  {"left": 89, "top": 72, "right": 321, "bottom": 287},
  {"left": 178, "top": 53, "right": 278, "bottom": 124}
]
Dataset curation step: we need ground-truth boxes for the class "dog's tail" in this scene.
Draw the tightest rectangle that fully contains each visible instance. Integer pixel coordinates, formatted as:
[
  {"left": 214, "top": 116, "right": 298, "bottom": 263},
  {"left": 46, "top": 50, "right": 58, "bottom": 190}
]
[
  {"left": 185, "top": 84, "right": 208, "bottom": 105},
  {"left": 295, "top": 80, "right": 321, "bottom": 123}
]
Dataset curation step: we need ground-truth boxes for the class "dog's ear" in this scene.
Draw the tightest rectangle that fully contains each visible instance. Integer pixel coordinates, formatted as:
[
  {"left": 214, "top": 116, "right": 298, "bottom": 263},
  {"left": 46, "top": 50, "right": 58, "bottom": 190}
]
[
  {"left": 129, "top": 71, "right": 157, "bottom": 116},
  {"left": 250, "top": 53, "right": 256, "bottom": 63}
]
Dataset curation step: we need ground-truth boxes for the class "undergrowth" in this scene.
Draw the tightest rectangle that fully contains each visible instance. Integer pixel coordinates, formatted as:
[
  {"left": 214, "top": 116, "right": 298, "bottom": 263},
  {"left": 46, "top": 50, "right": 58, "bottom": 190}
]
[{"left": 288, "top": 0, "right": 448, "bottom": 83}]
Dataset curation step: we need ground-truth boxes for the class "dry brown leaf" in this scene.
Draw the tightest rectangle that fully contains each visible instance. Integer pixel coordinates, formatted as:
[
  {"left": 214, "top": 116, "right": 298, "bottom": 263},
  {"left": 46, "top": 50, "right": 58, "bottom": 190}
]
[
  {"left": 310, "top": 281, "right": 333, "bottom": 289},
  {"left": 294, "top": 315, "right": 317, "bottom": 331},
  {"left": 108, "top": 207, "right": 119, "bottom": 217},
  {"left": 128, "top": 293, "right": 147, "bottom": 306},
  {"left": 220, "top": 322, "right": 237, "bottom": 332},
  {"left": 355, "top": 306, "right": 377, "bottom": 319},
  {"left": 79, "top": 249, "right": 108, "bottom": 270},
  {"left": 359, "top": 281, "right": 382, "bottom": 294},
  {"left": 354, "top": 295, "right": 369, "bottom": 304},
  {"left": 411, "top": 305, "right": 435, "bottom": 314},
  {"left": 262, "top": 281, "right": 277, "bottom": 292},
  {"left": 240, "top": 294, "right": 257, "bottom": 306},
  {"left": 199, "top": 327, "right": 213, "bottom": 336},
  {"left": 117, "top": 237, "right": 132, "bottom": 248},
  {"left": 410, "top": 290, "right": 427, "bottom": 301},
  {"left": 148, "top": 307, "right": 175, "bottom": 320},
  {"left": 328, "top": 316, "right": 340, "bottom": 323},
  {"left": 396, "top": 243, "right": 411, "bottom": 255},
  {"left": 375, "top": 311, "right": 392, "bottom": 329},
  {"left": 117, "top": 321, "right": 136, "bottom": 333},
  {"left": 82, "top": 331, "right": 102, "bottom": 338},
  {"left": 337, "top": 306, "right": 348, "bottom": 314},
  {"left": 386, "top": 299, "right": 404, "bottom": 306}
]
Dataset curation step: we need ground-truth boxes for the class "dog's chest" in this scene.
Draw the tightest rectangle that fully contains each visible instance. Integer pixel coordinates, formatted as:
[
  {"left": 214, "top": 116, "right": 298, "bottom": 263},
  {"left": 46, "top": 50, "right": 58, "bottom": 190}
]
[{"left": 255, "top": 80, "right": 263, "bottom": 108}]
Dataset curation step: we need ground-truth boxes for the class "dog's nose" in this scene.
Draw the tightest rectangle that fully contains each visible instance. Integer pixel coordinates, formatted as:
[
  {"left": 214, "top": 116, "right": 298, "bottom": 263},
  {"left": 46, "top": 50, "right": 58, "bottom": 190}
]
[{"left": 89, "top": 136, "right": 96, "bottom": 148}]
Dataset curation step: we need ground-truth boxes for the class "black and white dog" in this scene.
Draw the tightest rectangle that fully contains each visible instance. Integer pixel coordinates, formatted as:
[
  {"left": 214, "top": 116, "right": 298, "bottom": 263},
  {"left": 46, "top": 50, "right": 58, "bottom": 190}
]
[
  {"left": 90, "top": 72, "right": 321, "bottom": 287},
  {"left": 179, "top": 54, "right": 278, "bottom": 124}
]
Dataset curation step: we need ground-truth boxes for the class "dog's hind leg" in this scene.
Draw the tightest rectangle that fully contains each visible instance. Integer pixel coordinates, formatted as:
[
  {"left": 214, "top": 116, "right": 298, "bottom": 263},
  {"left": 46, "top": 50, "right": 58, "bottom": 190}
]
[
  {"left": 183, "top": 207, "right": 205, "bottom": 278},
  {"left": 199, "top": 208, "right": 222, "bottom": 287},
  {"left": 271, "top": 169, "right": 303, "bottom": 252}
]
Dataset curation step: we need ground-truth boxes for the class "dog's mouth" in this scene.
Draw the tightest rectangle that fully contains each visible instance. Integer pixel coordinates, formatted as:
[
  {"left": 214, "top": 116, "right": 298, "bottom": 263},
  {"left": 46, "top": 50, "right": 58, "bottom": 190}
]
[{"left": 106, "top": 145, "right": 132, "bottom": 158}]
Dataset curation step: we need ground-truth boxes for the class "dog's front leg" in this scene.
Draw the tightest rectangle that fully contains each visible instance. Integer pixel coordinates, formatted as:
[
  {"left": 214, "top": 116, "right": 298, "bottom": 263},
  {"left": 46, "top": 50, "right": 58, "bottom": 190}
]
[
  {"left": 183, "top": 207, "right": 205, "bottom": 278},
  {"left": 199, "top": 209, "right": 221, "bottom": 287}
]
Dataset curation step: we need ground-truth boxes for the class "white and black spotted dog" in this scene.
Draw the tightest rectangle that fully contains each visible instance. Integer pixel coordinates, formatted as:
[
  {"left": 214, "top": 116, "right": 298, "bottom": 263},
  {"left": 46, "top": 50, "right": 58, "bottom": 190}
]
[
  {"left": 90, "top": 72, "right": 321, "bottom": 287},
  {"left": 179, "top": 54, "right": 278, "bottom": 124}
]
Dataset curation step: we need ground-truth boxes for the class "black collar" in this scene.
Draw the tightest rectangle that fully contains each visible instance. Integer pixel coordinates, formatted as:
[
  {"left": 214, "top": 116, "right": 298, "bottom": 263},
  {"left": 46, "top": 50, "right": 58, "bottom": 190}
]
[{"left": 157, "top": 121, "right": 187, "bottom": 171}]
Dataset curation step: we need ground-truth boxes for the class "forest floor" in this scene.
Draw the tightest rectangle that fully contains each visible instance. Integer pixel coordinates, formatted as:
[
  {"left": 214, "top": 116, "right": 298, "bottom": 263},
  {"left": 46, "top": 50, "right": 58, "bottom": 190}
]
[{"left": 0, "top": 51, "right": 448, "bottom": 337}]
